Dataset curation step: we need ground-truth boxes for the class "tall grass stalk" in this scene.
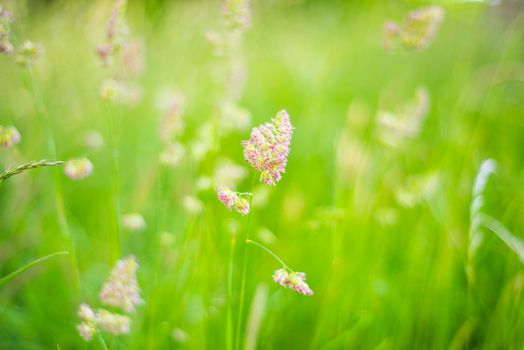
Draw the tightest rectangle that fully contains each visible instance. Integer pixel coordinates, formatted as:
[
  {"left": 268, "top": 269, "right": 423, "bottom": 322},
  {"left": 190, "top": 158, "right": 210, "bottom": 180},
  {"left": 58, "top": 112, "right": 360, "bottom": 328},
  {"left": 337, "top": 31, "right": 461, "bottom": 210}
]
[
  {"left": 105, "top": 103, "right": 122, "bottom": 260},
  {"left": 24, "top": 66, "right": 80, "bottom": 292},
  {"left": 234, "top": 174, "right": 256, "bottom": 350},
  {"left": 244, "top": 283, "right": 268, "bottom": 350},
  {"left": 246, "top": 239, "right": 291, "bottom": 271},
  {"left": 97, "top": 329, "right": 110, "bottom": 350},
  {"left": 226, "top": 234, "right": 236, "bottom": 350}
]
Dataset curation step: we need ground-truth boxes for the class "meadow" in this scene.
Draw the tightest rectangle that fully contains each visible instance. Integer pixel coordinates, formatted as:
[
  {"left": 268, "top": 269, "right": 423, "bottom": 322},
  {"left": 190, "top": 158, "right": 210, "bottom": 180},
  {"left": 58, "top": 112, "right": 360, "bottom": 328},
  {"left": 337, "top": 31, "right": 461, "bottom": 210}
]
[{"left": 1, "top": 0, "right": 524, "bottom": 349}]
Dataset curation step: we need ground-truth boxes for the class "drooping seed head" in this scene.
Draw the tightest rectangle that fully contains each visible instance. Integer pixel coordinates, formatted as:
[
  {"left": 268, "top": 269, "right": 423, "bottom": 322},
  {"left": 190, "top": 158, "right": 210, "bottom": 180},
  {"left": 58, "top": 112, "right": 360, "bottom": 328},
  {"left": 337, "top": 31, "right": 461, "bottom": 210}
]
[
  {"left": 272, "top": 268, "right": 313, "bottom": 296},
  {"left": 273, "top": 268, "right": 289, "bottom": 288}
]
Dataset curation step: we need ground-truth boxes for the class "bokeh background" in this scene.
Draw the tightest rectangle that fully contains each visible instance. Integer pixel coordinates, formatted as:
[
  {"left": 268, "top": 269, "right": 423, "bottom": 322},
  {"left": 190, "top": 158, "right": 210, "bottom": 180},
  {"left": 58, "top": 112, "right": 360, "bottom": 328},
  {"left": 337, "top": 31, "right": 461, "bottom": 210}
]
[{"left": 1, "top": 0, "right": 524, "bottom": 349}]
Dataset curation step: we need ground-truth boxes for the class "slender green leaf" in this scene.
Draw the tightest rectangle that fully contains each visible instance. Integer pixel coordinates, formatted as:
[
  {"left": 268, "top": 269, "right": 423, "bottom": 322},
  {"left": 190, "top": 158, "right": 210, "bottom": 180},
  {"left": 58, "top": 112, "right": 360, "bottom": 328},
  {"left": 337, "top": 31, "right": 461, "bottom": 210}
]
[
  {"left": 479, "top": 214, "right": 524, "bottom": 264},
  {"left": 0, "top": 251, "right": 69, "bottom": 287}
]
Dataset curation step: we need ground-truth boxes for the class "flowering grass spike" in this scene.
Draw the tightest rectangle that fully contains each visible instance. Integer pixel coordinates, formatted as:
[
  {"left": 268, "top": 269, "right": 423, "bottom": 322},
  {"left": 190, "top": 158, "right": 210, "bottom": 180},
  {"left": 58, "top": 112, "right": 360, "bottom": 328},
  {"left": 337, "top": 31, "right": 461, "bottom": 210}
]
[
  {"left": 0, "top": 6, "right": 13, "bottom": 54},
  {"left": 385, "top": 6, "right": 444, "bottom": 50},
  {"left": 273, "top": 268, "right": 313, "bottom": 296},
  {"left": 242, "top": 110, "right": 293, "bottom": 185},
  {"left": 77, "top": 303, "right": 97, "bottom": 341},
  {"left": 377, "top": 87, "right": 429, "bottom": 147},
  {"left": 99, "top": 256, "right": 143, "bottom": 313},
  {"left": 76, "top": 304, "right": 131, "bottom": 341},
  {"left": 96, "top": 0, "right": 129, "bottom": 67},
  {"left": 95, "top": 309, "right": 131, "bottom": 335},
  {"left": 216, "top": 185, "right": 250, "bottom": 215},
  {"left": 247, "top": 239, "right": 313, "bottom": 296},
  {"left": 0, "top": 125, "right": 21, "bottom": 148},
  {"left": 15, "top": 40, "right": 43, "bottom": 66},
  {"left": 121, "top": 213, "right": 147, "bottom": 231},
  {"left": 64, "top": 158, "right": 93, "bottom": 180}
]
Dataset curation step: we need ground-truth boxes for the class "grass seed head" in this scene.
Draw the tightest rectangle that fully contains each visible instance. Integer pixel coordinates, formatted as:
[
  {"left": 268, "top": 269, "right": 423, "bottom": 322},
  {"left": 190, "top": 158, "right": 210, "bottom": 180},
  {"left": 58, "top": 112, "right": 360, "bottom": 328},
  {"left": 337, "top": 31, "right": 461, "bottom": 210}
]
[
  {"left": 96, "top": 309, "right": 131, "bottom": 335},
  {"left": 242, "top": 110, "right": 293, "bottom": 186},
  {"left": 121, "top": 213, "right": 147, "bottom": 231},
  {"left": 223, "top": 0, "right": 251, "bottom": 30},
  {"left": 99, "top": 256, "right": 143, "bottom": 313},
  {"left": 0, "top": 125, "right": 21, "bottom": 148},
  {"left": 273, "top": 268, "right": 313, "bottom": 296},
  {"left": 64, "top": 158, "right": 93, "bottom": 180},
  {"left": 0, "top": 7, "right": 13, "bottom": 55},
  {"left": 216, "top": 185, "right": 251, "bottom": 215},
  {"left": 15, "top": 40, "right": 43, "bottom": 66},
  {"left": 77, "top": 303, "right": 97, "bottom": 341},
  {"left": 385, "top": 6, "right": 444, "bottom": 50}
]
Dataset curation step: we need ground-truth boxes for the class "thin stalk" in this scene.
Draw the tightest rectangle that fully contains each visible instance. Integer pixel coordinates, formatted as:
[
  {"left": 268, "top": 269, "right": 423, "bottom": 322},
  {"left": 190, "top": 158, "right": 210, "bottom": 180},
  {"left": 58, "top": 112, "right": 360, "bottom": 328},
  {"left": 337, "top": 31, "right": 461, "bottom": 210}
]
[
  {"left": 27, "top": 65, "right": 56, "bottom": 155},
  {"left": 25, "top": 66, "right": 80, "bottom": 292},
  {"left": 96, "top": 329, "right": 109, "bottom": 350},
  {"left": 234, "top": 173, "right": 256, "bottom": 350},
  {"left": 245, "top": 240, "right": 292, "bottom": 271},
  {"left": 0, "top": 160, "right": 64, "bottom": 183},
  {"left": 105, "top": 102, "right": 122, "bottom": 260},
  {"left": 0, "top": 251, "right": 68, "bottom": 287},
  {"left": 226, "top": 235, "right": 236, "bottom": 350},
  {"left": 463, "top": 15, "right": 524, "bottom": 340}
]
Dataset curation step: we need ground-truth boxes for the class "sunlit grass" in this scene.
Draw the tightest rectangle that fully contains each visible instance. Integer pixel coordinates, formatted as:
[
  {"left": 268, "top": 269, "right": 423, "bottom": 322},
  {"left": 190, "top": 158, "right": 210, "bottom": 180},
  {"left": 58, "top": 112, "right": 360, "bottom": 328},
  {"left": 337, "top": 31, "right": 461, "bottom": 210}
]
[{"left": 1, "top": 0, "right": 524, "bottom": 349}]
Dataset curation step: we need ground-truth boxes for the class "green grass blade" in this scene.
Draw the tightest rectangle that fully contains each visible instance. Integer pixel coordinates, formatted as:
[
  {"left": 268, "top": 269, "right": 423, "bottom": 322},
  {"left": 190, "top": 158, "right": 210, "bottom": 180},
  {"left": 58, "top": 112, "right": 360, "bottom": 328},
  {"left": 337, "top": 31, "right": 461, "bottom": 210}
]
[
  {"left": 0, "top": 251, "right": 69, "bottom": 287},
  {"left": 479, "top": 214, "right": 524, "bottom": 264}
]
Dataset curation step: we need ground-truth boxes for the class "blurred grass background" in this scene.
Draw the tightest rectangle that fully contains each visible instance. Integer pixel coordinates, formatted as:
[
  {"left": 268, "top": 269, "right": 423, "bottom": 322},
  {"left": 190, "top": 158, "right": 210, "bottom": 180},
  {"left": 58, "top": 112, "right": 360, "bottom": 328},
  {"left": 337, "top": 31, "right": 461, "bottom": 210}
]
[{"left": 1, "top": 0, "right": 524, "bottom": 349}]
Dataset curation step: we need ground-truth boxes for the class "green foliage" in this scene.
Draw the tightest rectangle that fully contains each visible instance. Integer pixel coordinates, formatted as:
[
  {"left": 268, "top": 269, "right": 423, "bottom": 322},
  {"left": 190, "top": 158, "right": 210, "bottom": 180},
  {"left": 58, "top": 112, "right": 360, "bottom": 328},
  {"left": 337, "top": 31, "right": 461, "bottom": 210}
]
[{"left": 1, "top": 0, "right": 524, "bottom": 349}]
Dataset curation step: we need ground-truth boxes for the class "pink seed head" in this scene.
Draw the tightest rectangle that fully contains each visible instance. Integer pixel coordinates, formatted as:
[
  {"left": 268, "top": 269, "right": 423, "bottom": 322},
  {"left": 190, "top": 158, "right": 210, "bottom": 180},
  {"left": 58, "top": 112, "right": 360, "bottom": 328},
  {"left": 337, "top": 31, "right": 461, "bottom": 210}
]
[{"left": 242, "top": 110, "right": 294, "bottom": 186}]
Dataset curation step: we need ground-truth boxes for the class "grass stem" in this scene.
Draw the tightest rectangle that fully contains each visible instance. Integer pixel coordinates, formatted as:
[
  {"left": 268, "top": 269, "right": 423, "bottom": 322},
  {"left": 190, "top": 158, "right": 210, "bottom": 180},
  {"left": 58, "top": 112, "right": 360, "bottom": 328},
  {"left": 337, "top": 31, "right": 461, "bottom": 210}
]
[
  {"left": 234, "top": 173, "right": 256, "bottom": 350},
  {"left": 25, "top": 66, "right": 80, "bottom": 293}
]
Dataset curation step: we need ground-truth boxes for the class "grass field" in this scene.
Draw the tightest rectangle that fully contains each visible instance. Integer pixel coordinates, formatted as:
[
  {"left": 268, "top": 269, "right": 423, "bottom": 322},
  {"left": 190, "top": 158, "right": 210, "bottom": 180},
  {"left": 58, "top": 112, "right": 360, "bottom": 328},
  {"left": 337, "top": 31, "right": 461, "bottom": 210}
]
[{"left": 1, "top": 0, "right": 524, "bottom": 349}]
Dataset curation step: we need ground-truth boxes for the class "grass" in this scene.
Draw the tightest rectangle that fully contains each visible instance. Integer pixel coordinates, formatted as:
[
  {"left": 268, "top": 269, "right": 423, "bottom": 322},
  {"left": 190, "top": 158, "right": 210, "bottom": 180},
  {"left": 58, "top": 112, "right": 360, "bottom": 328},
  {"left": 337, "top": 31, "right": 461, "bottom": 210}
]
[{"left": 1, "top": 0, "right": 524, "bottom": 349}]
